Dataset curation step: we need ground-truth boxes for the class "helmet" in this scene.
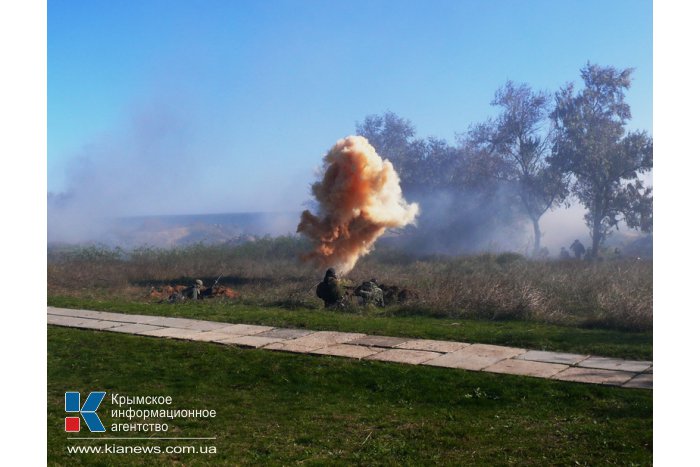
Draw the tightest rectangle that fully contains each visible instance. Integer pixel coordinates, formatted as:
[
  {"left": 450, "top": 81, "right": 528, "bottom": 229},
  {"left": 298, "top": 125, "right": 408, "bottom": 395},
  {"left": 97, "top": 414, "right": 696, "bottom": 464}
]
[
  {"left": 325, "top": 268, "right": 337, "bottom": 278},
  {"left": 195, "top": 279, "right": 204, "bottom": 287}
]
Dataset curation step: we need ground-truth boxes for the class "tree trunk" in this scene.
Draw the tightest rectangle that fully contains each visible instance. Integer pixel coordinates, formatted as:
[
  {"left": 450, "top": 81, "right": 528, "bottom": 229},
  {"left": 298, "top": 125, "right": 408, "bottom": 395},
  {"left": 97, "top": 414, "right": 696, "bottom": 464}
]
[
  {"left": 591, "top": 220, "right": 602, "bottom": 259},
  {"left": 589, "top": 199, "right": 604, "bottom": 259},
  {"left": 532, "top": 217, "right": 541, "bottom": 257}
]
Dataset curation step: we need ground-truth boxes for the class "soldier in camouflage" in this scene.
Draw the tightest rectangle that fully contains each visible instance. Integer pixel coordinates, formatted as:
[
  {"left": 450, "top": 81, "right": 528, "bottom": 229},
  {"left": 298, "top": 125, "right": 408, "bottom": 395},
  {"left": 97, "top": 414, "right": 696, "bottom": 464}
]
[
  {"left": 316, "top": 268, "right": 344, "bottom": 308},
  {"left": 181, "top": 279, "right": 204, "bottom": 300},
  {"left": 356, "top": 278, "right": 385, "bottom": 307}
]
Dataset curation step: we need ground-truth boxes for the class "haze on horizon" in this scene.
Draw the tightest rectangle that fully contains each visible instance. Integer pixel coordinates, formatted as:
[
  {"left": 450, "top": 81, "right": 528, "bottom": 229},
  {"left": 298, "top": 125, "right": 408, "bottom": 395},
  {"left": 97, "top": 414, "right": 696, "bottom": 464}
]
[{"left": 48, "top": 0, "right": 652, "bottom": 252}]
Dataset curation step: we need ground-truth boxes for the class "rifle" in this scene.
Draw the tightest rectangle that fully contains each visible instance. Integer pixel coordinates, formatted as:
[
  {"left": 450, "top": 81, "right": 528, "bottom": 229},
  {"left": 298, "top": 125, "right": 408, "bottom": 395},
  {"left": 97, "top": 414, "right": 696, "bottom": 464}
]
[{"left": 200, "top": 274, "right": 225, "bottom": 299}]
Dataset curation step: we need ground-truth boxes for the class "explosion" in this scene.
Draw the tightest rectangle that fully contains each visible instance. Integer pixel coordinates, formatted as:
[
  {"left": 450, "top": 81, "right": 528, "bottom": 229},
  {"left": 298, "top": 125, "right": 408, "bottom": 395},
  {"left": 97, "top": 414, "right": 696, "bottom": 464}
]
[{"left": 297, "top": 135, "right": 419, "bottom": 274}]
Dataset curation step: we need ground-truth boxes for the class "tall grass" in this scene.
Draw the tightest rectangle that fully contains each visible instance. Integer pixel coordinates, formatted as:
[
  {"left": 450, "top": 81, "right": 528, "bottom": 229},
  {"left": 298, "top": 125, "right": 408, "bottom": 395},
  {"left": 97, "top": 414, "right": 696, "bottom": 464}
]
[{"left": 47, "top": 237, "right": 652, "bottom": 331}]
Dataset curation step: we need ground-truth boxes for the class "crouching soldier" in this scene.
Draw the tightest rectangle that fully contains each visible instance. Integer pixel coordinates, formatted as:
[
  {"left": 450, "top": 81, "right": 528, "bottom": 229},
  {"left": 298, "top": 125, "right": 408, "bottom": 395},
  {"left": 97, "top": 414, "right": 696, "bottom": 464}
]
[
  {"left": 316, "top": 268, "right": 344, "bottom": 309},
  {"left": 182, "top": 279, "right": 204, "bottom": 300},
  {"left": 356, "top": 279, "right": 384, "bottom": 307}
]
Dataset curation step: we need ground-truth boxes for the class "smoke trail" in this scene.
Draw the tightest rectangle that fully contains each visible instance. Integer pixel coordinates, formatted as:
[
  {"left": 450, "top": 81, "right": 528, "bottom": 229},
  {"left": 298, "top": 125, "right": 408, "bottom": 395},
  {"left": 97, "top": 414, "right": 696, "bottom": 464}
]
[{"left": 297, "top": 135, "right": 419, "bottom": 274}]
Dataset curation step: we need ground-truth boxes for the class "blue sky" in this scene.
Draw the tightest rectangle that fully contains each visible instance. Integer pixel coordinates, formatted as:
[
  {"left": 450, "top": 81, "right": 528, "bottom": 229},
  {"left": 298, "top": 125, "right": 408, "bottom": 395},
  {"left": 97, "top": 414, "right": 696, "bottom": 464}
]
[{"left": 48, "top": 0, "right": 652, "bottom": 215}]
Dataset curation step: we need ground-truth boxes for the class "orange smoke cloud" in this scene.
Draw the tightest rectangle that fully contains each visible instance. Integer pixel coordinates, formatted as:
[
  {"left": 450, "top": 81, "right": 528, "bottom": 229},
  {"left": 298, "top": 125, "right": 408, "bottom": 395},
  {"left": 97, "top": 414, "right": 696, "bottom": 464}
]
[{"left": 297, "top": 135, "right": 419, "bottom": 274}]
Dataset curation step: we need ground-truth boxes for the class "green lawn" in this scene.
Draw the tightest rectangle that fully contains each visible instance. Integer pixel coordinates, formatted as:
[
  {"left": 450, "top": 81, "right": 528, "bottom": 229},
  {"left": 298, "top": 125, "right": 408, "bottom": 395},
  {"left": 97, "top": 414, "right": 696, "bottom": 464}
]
[
  {"left": 48, "top": 326, "right": 651, "bottom": 466},
  {"left": 49, "top": 296, "right": 652, "bottom": 360}
]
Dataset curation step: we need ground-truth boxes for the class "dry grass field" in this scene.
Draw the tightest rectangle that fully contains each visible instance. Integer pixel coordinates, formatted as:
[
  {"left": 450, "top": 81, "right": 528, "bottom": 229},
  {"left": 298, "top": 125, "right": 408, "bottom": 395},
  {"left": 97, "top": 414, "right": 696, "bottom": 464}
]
[{"left": 48, "top": 237, "right": 652, "bottom": 332}]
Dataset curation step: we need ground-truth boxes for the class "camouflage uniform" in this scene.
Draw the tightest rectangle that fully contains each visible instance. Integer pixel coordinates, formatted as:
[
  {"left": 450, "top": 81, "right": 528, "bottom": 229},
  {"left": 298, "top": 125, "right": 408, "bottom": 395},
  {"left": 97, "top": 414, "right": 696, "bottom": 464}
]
[
  {"left": 316, "top": 269, "right": 344, "bottom": 308},
  {"left": 182, "top": 279, "right": 204, "bottom": 300},
  {"left": 357, "top": 279, "right": 384, "bottom": 307}
]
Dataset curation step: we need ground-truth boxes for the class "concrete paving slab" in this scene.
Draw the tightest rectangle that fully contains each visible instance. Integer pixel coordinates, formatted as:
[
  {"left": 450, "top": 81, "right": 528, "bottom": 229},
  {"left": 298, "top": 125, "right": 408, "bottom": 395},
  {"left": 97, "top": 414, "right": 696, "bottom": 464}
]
[
  {"left": 48, "top": 307, "right": 136, "bottom": 322},
  {"left": 50, "top": 309, "right": 152, "bottom": 323},
  {"left": 578, "top": 357, "right": 652, "bottom": 373},
  {"left": 219, "top": 335, "right": 287, "bottom": 348},
  {"left": 553, "top": 367, "right": 636, "bottom": 386},
  {"left": 348, "top": 335, "right": 409, "bottom": 348},
  {"left": 273, "top": 331, "right": 366, "bottom": 352},
  {"left": 48, "top": 314, "right": 127, "bottom": 330},
  {"left": 65, "top": 310, "right": 140, "bottom": 322},
  {"left": 47, "top": 306, "right": 74, "bottom": 316},
  {"left": 106, "top": 323, "right": 166, "bottom": 335},
  {"left": 263, "top": 342, "right": 312, "bottom": 354},
  {"left": 484, "top": 359, "right": 569, "bottom": 378},
  {"left": 142, "top": 317, "right": 203, "bottom": 328},
  {"left": 395, "top": 339, "right": 469, "bottom": 353},
  {"left": 98, "top": 314, "right": 159, "bottom": 324},
  {"left": 139, "top": 318, "right": 243, "bottom": 331},
  {"left": 46, "top": 309, "right": 218, "bottom": 327},
  {"left": 90, "top": 312, "right": 133, "bottom": 322},
  {"left": 185, "top": 331, "right": 240, "bottom": 342},
  {"left": 366, "top": 348, "right": 443, "bottom": 365},
  {"left": 516, "top": 350, "right": 589, "bottom": 366},
  {"left": 623, "top": 373, "right": 653, "bottom": 389},
  {"left": 310, "top": 344, "right": 383, "bottom": 359},
  {"left": 423, "top": 344, "right": 526, "bottom": 371},
  {"left": 176, "top": 320, "right": 231, "bottom": 331},
  {"left": 48, "top": 315, "right": 94, "bottom": 327},
  {"left": 48, "top": 307, "right": 97, "bottom": 318},
  {"left": 211, "top": 324, "right": 276, "bottom": 336},
  {"left": 71, "top": 319, "right": 123, "bottom": 330},
  {"left": 140, "top": 327, "right": 205, "bottom": 340},
  {"left": 256, "top": 328, "right": 314, "bottom": 340}
]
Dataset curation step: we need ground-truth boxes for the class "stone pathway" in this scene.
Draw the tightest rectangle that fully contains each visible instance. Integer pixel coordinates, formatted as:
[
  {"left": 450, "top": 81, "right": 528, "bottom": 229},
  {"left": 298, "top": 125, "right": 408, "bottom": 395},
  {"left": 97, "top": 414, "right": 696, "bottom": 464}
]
[{"left": 47, "top": 307, "right": 652, "bottom": 389}]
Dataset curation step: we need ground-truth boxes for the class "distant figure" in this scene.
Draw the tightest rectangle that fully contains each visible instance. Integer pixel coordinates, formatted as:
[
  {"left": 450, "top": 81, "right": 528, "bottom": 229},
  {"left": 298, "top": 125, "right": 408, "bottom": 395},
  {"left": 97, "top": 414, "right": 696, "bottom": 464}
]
[
  {"left": 537, "top": 247, "right": 550, "bottom": 260},
  {"left": 181, "top": 279, "right": 204, "bottom": 300},
  {"left": 355, "top": 278, "right": 385, "bottom": 307},
  {"left": 316, "top": 268, "right": 343, "bottom": 308},
  {"left": 570, "top": 239, "right": 586, "bottom": 260},
  {"left": 613, "top": 247, "right": 623, "bottom": 260},
  {"left": 559, "top": 247, "right": 571, "bottom": 260}
]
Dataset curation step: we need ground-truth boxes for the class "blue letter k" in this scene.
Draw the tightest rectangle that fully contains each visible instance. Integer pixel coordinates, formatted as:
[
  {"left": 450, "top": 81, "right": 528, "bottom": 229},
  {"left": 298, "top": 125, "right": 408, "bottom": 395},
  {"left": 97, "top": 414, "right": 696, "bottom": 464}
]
[{"left": 65, "top": 392, "right": 107, "bottom": 432}]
